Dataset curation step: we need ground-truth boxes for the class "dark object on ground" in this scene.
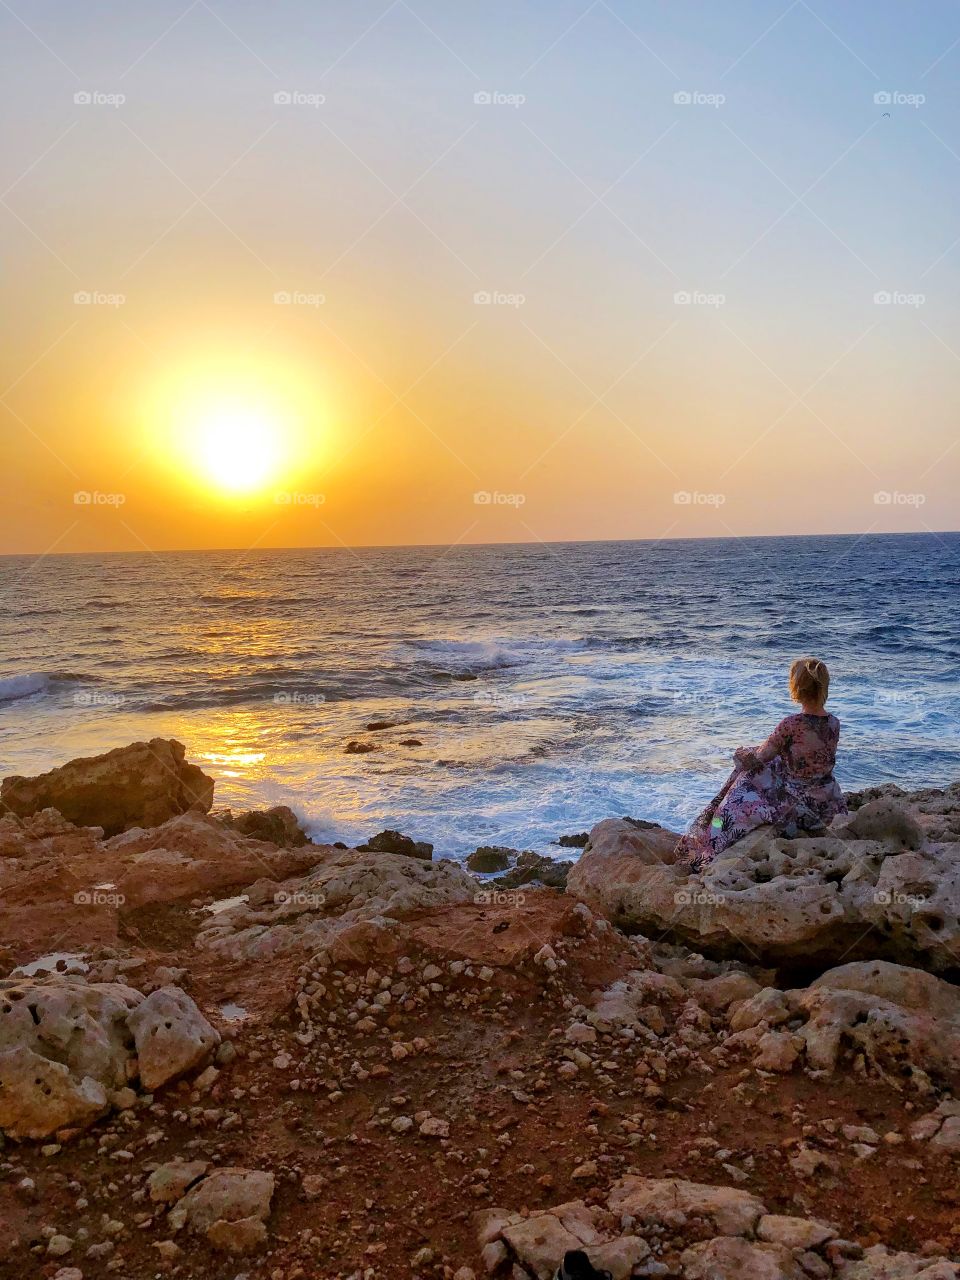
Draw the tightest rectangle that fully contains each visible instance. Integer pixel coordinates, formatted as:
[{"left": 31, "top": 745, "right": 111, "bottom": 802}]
[
  {"left": 398, "top": 738, "right": 423, "bottom": 747},
  {"left": 345, "top": 741, "right": 379, "bottom": 754},
  {"left": 556, "top": 1249, "right": 613, "bottom": 1280},
  {"left": 466, "top": 845, "right": 514, "bottom": 873},
  {"left": 356, "top": 829, "right": 434, "bottom": 860},
  {"left": 333, "top": 841, "right": 348, "bottom": 850},
  {"left": 556, "top": 832, "right": 590, "bottom": 848},
  {"left": 366, "top": 720, "right": 399, "bottom": 731}
]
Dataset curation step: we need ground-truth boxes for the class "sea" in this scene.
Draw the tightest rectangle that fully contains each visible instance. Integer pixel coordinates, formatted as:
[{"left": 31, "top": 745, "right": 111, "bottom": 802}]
[{"left": 2, "top": 534, "right": 959, "bottom": 862}]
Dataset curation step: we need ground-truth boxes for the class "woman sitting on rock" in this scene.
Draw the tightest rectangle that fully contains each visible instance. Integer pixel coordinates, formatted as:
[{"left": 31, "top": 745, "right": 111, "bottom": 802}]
[{"left": 675, "top": 657, "right": 847, "bottom": 871}]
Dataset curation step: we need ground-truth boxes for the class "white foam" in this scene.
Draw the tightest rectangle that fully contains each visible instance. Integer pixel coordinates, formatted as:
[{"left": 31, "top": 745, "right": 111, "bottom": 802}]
[{"left": 0, "top": 672, "right": 49, "bottom": 702}]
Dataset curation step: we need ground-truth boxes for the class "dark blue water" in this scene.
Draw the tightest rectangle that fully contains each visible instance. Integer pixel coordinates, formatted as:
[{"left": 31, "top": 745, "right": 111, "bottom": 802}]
[{"left": 2, "top": 533, "right": 958, "bottom": 858}]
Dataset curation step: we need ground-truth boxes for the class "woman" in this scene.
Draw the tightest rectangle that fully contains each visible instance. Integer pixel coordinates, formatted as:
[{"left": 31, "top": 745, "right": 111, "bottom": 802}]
[{"left": 675, "top": 657, "right": 846, "bottom": 871}]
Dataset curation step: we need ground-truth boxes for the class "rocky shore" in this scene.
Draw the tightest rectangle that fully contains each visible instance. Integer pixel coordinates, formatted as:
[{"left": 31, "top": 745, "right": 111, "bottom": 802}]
[{"left": 0, "top": 739, "right": 958, "bottom": 1280}]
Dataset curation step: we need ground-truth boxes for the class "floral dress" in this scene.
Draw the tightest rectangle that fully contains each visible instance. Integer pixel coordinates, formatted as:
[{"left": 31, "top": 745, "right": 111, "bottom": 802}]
[{"left": 675, "top": 713, "right": 847, "bottom": 871}]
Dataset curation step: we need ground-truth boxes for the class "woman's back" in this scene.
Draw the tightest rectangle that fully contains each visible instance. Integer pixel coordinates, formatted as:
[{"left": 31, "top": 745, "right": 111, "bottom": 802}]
[{"left": 773, "top": 712, "right": 840, "bottom": 779}]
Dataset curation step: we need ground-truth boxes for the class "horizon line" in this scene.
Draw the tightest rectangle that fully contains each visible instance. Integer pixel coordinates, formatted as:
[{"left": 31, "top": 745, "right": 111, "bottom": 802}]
[{"left": 2, "top": 528, "right": 958, "bottom": 561}]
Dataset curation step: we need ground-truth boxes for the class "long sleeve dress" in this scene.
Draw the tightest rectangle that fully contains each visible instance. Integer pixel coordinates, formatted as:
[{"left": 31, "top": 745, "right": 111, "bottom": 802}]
[{"left": 675, "top": 712, "right": 847, "bottom": 871}]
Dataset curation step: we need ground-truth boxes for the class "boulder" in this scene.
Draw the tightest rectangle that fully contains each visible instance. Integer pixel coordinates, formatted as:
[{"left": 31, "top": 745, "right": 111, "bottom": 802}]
[
  {"left": 466, "top": 845, "right": 514, "bottom": 873},
  {"left": 195, "top": 848, "right": 476, "bottom": 961},
  {"left": 606, "top": 1176, "right": 767, "bottom": 1237},
  {"left": 357, "top": 829, "right": 433, "bottom": 860},
  {"left": 840, "top": 1246, "right": 960, "bottom": 1279},
  {"left": 1, "top": 738, "right": 214, "bottom": 836},
  {"left": 168, "top": 1167, "right": 274, "bottom": 1254},
  {"left": 148, "top": 1160, "right": 210, "bottom": 1204},
  {"left": 681, "top": 1236, "right": 806, "bottom": 1280},
  {"left": 128, "top": 987, "right": 220, "bottom": 1089},
  {"left": 567, "top": 805, "right": 960, "bottom": 971},
  {"left": 221, "top": 805, "right": 312, "bottom": 848},
  {"left": 0, "top": 977, "right": 141, "bottom": 1136},
  {"left": 725, "top": 960, "right": 960, "bottom": 1082}
]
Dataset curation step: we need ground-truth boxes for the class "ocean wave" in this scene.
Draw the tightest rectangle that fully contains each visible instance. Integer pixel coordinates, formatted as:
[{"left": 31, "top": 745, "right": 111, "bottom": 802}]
[{"left": 0, "top": 670, "right": 88, "bottom": 702}]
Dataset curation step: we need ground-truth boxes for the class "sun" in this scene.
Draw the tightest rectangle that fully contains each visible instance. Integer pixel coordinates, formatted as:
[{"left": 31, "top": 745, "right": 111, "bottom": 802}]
[{"left": 194, "top": 407, "right": 282, "bottom": 493}]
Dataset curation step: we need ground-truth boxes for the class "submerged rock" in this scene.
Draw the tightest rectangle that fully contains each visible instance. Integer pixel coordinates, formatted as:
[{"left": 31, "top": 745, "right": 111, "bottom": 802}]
[{"left": 1, "top": 738, "right": 214, "bottom": 836}]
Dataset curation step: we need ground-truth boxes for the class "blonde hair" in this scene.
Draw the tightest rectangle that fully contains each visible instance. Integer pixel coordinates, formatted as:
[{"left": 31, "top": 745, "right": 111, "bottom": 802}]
[{"left": 789, "top": 657, "right": 830, "bottom": 708}]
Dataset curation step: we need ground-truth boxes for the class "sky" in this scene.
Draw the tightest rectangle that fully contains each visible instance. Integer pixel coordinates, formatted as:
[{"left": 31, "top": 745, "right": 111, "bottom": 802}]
[{"left": 2, "top": 0, "right": 960, "bottom": 554}]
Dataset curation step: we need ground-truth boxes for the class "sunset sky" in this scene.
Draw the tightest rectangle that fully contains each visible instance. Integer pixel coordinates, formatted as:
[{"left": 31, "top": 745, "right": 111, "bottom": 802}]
[{"left": 2, "top": 0, "right": 959, "bottom": 554}]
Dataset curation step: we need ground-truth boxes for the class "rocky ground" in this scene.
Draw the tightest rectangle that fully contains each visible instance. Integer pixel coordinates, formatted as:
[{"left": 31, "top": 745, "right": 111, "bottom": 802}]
[{"left": 0, "top": 740, "right": 957, "bottom": 1280}]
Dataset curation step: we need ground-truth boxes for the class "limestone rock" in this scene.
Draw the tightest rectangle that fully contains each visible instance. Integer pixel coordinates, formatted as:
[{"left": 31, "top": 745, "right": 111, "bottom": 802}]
[
  {"left": 168, "top": 1168, "right": 274, "bottom": 1249},
  {"left": 607, "top": 1176, "right": 767, "bottom": 1236},
  {"left": 682, "top": 1236, "right": 806, "bottom": 1280},
  {"left": 127, "top": 987, "right": 220, "bottom": 1089},
  {"left": 357, "top": 829, "right": 433, "bottom": 860},
  {"left": 1, "top": 738, "right": 214, "bottom": 836},
  {"left": 567, "top": 807, "right": 960, "bottom": 972},
  {"left": 148, "top": 1160, "right": 210, "bottom": 1204},
  {"left": 222, "top": 805, "right": 312, "bottom": 848},
  {"left": 0, "top": 977, "right": 140, "bottom": 1138}
]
